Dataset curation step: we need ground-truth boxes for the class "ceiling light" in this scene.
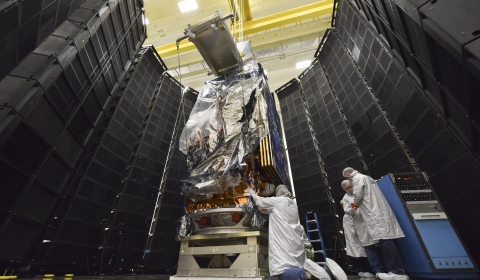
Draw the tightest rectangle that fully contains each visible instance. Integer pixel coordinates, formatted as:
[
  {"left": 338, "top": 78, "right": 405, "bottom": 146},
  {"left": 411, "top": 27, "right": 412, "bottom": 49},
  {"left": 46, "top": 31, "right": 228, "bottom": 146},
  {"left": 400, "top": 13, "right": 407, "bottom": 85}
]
[
  {"left": 296, "top": 60, "right": 311, "bottom": 69},
  {"left": 178, "top": 0, "right": 198, "bottom": 13}
]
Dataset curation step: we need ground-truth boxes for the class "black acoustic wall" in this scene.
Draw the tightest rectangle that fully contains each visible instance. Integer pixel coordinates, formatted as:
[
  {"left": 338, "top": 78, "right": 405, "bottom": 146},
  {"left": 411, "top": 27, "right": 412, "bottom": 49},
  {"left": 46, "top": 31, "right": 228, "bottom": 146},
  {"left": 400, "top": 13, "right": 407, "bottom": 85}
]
[
  {"left": 317, "top": 30, "right": 416, "bottom": 179},
  {"left": 91, "top": 48, "right": 167, "bottom": 274},
  {"left": 144, "top": 79, "right": 198, "bottom": 273},
  {"left": 298, "top": 59, "right": 368, "bottom": 211},
  {"left": 38, "top": 45, "right": 160, "bottom": 274},
  {"left": 0, "top": 0, "right": 147, "bottom": 273},
  {"left": 334, "top": 0, "right": 480, "bottom": 263},
  {"left": 0, "top": 0, "right": 86, "bottom": 81},
  {"left": 276, "top": 80, "right": 345, "bottom": 265},
  {"left": 0, "top": 0, "right": 146, "bottom": 82},
  {"left": 338, "top": 0, "right": 480, "bottom": 161}
]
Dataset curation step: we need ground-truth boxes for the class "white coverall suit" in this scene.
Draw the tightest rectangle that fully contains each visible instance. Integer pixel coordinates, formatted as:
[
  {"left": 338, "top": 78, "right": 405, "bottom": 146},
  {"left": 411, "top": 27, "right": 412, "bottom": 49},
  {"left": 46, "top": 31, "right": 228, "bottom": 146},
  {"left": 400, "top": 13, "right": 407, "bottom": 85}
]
[{"left": 248, "top": 193, "right": 305, "bottom": 276}]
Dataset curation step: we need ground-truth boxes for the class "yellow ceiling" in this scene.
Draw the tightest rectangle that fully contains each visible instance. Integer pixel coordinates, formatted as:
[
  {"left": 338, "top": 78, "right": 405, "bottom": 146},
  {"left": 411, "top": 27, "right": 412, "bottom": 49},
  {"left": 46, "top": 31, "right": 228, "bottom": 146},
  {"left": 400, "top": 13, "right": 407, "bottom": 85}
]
[{"left": 142, "top": 0, "right": 334, "bottom": 92}]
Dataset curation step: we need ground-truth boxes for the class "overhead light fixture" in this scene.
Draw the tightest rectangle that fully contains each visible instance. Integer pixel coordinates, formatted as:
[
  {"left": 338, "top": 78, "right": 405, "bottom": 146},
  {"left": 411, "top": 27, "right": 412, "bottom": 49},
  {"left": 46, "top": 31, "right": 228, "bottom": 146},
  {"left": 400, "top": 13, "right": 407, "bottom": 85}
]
[
  {"left": 296, "top": 60, "right": 311, "bottom": 69},
  {"left": 178, "top": 0, "right": 198, "bottom": 13}
]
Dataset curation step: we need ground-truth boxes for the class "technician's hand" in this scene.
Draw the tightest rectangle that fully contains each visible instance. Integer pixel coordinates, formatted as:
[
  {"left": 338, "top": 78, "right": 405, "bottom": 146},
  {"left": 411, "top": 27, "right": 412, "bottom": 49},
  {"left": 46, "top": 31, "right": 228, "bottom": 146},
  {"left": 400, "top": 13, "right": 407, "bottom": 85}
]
[
  {"left": 351, "top": 203, "right": 359, "bottom": 208},
  {"left": 245, "top": 188, "right": 256, "bottom": 196}
]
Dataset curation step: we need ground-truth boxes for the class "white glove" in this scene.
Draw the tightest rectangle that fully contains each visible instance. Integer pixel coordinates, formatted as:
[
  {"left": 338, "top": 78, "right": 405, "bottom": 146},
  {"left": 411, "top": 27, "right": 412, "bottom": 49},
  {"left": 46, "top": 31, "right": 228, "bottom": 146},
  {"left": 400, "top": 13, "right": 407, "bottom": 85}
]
[{"left": 245, "top": 188, "right": 256, "bottom": 196}]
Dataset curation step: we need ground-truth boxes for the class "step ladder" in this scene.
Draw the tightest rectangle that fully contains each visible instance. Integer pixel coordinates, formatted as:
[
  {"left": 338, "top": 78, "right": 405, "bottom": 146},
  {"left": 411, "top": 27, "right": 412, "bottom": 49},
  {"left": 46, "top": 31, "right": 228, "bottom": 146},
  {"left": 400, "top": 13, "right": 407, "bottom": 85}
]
[{"left": 305, "top": 211, "right": 328, "bottom": 266}]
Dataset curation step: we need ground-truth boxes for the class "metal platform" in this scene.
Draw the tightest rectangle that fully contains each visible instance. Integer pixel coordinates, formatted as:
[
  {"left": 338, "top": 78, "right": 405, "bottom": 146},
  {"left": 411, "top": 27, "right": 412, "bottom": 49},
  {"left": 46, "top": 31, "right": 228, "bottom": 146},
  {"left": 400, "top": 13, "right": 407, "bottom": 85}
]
[{"left": 175, "top": 231, "right": 269, "bottom": 278}]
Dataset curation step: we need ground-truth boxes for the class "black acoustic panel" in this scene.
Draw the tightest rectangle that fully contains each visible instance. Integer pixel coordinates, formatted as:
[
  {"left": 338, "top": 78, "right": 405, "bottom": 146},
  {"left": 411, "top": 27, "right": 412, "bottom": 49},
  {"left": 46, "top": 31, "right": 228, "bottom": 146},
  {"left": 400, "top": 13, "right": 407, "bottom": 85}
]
[
  {"left": 69, "top": 0, "right": 85, "bottom": 14},
  {"left": 54, "top": 128, "right": 83, "bottom": 167},
  {"left": 103, "top": 61, "right": 119, "bottom": 93},
  {"left": 36, "top": 152, "right": 72, "bottom": 193},
  {"left": 13, "top": 182, "right": 57, "bottom": 224},
  {"left": 84, "top": 160, "right": 123, "bottom": 192},
  {"left": 9, "top": 53, "right": 80, "bottom": 121},
  {"left": 371, "top": 0, "right": 389, "bottom": 23},
  {"left": 18, "top": 13, "right": 40, "bottom": 60},
  {"left": 81, "top": 87, "right": 103, "bottom": 125},
  {"left": 429, "top": 155, "right": 480, "bottom": 205},
  {"left": 20, "top": 0, "right": 42, "bottom": 25},
  {"left": 46, "top": 73, "right": 80, "bottom": 122},
  {"left": 415, "top": 130, "right": 464, "bottom": 177},
  {"left": 136, "top": 10, "right": 145, "bottom": 42},
  {"left": 118, "top": 0, "right": 130, "bottom": 31},
  {"left": 45, "top": 46, "right": 157, "bottom": 270},
  {"left": 63, "top": 54, "right": 92, "bottom": 100},
  {"left": 465, "top": 39, "right": 480, "bottom": 122},
  {"left": 0, "top": 157, "right": 32, "bottom": 212},
  {"left": 100, "top": 132, "right": 132, "bottom": 162},
  {"left": 0, "top": 218, "right": 42, "bottom": 260},
  {"left": 277, "top": 79, "right": 334, "bottom": 232},
  {"left": 145, "top": 81, "right": 195, "bottom": 270},
  {"left": 124, "top": 181, "right": 159, "bottom": 202},
  {"left": 110, "top": 1, "right": 124, "bottom": 41},
  {"left": 443, "top": 91, "right": 471, "bottom": 144},
  {"left": 101, "top": 14, "right": 118, "bottom": 53},
  {"left": 382, "top": 0, "right": 408, "bottom": 45},
  {"left": 0, "top": 108, "right": 49, "bottom": 173},
  {"left": 299, "top": 60, "right": 367, "bottom": 189},
  {"left": 110, "top": 49, "right": 126, "bottom": 81},
  {"left": 33, "top": 35, "right": 78, "bottom": 68},
  {"left": 81, "top": 0, "right": 108, "bottom": 11},
  {"left": 37, "top": 0, "right": 58, "bottom": 44},
  {"left": 117, "top": 37, "right": 130, "bottom": 70},
  {"left": 124, "top": 30, "right": 136, "bottom": 60},
  {"left": 92, "top": 73, "right": 112, "bottom": 110},
  {"left": 70, "top": 106, "right": 94, "bottom": 144},
  {"left": 0, "top": 2, "right": 146, "bottom": 270},
  {"left": 69, "top": 7, "right": 100, "bottom": 36},
  {"left": 0, "top": 76, "right": 65, "bottom": 146},
  {"left": 333, "top": 0, "right": 480, "bottom": 263},
  {"left": 0, "top": 2, "right": 18, "bottom": 41},
  {"left": 53, "top": 20, "right": 91, "bottom": 56},
  {"left": 68, "top": 196, "right": 111, "bottom": 224},
  {"left": 0, "top": 27, "right": 18, "bottom": 79},
  {"left": 125, "top": 0, "right": 135, "bottom": 22},
  {"left": 76, "top": 177, "right": 118, "bottom": 206},
  {"left": 90, "top": 21, "right": 110, "bottom": 66},
  {"left": 419, "top": 1, "right": 479, "bottom": 129},
  {"left": 319, "top": 31, "right": 414, "bottom": 178},
  {"left": 92, "top": 145, "right": 127, "bottom": 175},
  {"left": 419, "top": 0, "right": 480, "bottom": 64},
  {"left": 55, "top": 0, "right": 72, "bottom": 29},
  {"left": 395, "top": 1, "right": 433, "bottom": 72},
  {"left": 77, "top": 36, "right": 102, "bottom": 83}
]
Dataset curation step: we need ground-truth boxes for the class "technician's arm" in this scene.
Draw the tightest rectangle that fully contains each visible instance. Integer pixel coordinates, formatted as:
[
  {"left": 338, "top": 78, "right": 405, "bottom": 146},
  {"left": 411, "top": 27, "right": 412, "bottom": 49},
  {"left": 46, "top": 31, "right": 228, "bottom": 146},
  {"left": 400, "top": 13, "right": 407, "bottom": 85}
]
[
  {"left": 353, "top": 178, "right": 365, "bottom": 206},
  {"left": 342, "top": 199, "right": 356, "bottom": 215},
  {"left": 246, "top": 188, "right": 276, "bottom": 210}
]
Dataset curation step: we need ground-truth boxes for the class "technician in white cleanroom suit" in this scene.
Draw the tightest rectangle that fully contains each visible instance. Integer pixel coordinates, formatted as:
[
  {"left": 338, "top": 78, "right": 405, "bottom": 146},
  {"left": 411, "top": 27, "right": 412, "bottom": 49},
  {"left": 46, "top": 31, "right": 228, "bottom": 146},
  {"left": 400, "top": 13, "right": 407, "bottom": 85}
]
[
  {"left": 246, "top": 185, "right": 305, "bottom": 277},
  {"left": 342, "top": 167, "right": 408, "bottom": 280},
  {"left": 340, "top": 180, "right": 375, "bottom": 278}
]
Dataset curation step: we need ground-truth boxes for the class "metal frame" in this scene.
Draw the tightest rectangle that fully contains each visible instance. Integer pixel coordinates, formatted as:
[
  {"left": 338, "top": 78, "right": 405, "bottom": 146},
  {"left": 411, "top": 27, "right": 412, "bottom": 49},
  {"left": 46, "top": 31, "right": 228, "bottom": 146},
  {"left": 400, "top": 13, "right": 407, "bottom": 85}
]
[
  {"left": 174, "top": 231, "right": 270, "bottom": 278},
  {"left": 189, "top": 208, "right": 253, "bottom": 235}
]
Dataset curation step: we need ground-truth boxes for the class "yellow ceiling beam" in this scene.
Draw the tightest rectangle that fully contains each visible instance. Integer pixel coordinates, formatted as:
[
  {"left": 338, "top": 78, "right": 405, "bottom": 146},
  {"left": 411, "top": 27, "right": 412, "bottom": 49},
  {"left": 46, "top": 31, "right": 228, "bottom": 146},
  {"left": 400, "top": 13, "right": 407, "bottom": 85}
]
[
  {"left": 241, "top": 0, "right": 332, "bottom": 34},
  {"left": 155, "top": 0, "right": 333, "bottom": 57},
  {"left": 228, "top": 0, "right": 253, "bottom": 22}
]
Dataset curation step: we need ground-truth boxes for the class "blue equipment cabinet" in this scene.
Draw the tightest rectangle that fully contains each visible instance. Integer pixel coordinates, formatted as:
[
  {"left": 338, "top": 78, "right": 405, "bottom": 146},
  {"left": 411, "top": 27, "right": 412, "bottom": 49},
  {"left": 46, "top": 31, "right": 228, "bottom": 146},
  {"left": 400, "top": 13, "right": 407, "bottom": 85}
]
[{"left": 377, "top": 173, "right": 478, "bottom": 279}]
